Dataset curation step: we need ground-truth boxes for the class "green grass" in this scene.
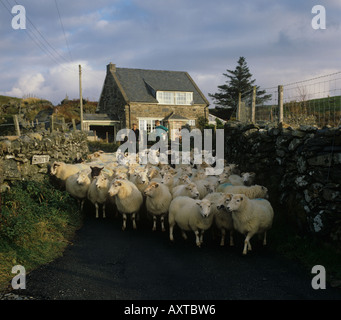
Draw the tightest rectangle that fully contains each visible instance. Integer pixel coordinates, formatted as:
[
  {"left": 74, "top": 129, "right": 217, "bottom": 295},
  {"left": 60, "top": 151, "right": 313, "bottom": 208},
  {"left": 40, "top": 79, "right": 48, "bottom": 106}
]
[{"left": 0, "top": 178, "right": 83, "bottom": 291}]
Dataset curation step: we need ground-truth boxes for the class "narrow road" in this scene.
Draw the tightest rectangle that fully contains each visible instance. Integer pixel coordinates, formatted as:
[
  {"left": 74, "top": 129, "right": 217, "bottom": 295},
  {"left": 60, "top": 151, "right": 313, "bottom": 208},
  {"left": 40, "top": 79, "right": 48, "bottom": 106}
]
[{"left": 22, "top": 209, "right": 341, "bottom": 300}]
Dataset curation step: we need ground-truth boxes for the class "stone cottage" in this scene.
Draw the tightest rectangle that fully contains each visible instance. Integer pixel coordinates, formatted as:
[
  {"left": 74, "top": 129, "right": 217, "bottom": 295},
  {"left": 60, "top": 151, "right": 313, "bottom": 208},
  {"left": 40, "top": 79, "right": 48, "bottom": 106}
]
[{"left": 94, "top": 63, "right": 209, "bottom": 141}]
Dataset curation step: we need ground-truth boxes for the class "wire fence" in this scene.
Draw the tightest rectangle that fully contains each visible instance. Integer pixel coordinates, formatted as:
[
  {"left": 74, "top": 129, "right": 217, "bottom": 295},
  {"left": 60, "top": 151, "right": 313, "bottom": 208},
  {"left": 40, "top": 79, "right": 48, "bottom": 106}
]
[{"left": 239, "top": 71, "right": 341, "bottom": 128}]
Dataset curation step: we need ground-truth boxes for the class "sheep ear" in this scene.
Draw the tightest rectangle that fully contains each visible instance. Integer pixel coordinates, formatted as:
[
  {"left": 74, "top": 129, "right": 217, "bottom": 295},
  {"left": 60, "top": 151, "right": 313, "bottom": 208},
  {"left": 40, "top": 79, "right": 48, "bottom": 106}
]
[{"left": 195, "top": 201, "right": 201, "bottom": 206}]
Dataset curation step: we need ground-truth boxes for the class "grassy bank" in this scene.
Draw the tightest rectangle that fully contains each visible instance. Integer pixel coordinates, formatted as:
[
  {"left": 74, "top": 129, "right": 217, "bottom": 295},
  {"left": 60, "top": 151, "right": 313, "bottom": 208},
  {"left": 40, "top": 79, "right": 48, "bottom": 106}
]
[
  {"left": 268, "top": 207, "right": 341, "bottom": 286},
  {"left": 0, "top": 178, "right": 83, "bottom": 292}
]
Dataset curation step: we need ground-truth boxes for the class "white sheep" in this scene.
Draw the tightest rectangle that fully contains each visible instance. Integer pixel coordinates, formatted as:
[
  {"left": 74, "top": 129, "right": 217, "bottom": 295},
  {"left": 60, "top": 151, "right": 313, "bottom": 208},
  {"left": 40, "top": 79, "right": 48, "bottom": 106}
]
[
  {"left": 160, "top": 172, "right": 175, "bottom": 193},
  {"left": 108, "top": 179, "right": 143, "bottom": 231},
  {"left": 216, "top": 184, "right": 268, "bottom": 199},
  {"left": 87, "top": 172, "right": 111, "bottom": 218},
  {"left": 50, "top": 161, "right": 88, "bottom": 186},
  {"left": 225, "top": 194, "right": 274, "bottom": 255},
  {"left": 144, "top": 181, "right": 172, "bottom": 232},
  {"left": 168, "top": 196, "right": 213, "bottom": 247},
  {"left": 241, "top": 172, "right": 256, "bottom": 186},
  {"left": 65, "top": 169, "right": 92, "bottom": 212},
  {"left": 205, "top": 192, "right": 234, "bottom": 246},
  {"left": 193, "top": 179, "right": 215, "bottom": 199},
  {"left": 172, "top": 182, "right": 200, "bottom": 199}
]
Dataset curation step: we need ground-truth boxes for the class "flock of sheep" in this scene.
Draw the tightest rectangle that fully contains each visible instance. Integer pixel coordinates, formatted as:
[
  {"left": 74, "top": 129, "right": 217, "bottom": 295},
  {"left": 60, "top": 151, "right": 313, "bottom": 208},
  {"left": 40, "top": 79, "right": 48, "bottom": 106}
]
[{"left": 50, "top": 150, "right": 274, "bottom": 255}]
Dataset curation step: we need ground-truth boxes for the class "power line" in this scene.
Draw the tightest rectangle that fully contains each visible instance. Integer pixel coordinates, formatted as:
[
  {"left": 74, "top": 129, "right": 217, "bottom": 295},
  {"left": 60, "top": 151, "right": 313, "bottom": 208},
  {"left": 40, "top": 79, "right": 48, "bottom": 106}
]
[
  {"left": 2, "top": 0, "right": 76, "bottom": 73},
  {"left": 54, "top": 0, "right": 73, "bottom": 62}
]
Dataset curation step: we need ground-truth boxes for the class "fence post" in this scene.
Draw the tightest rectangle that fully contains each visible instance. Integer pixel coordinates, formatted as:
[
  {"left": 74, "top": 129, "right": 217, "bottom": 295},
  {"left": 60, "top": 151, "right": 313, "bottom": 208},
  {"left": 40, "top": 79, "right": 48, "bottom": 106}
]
[
  {"left": 72, "top": 119, "right": 76, "bottom": 131},
  {"left": 13, "top": 115, "right": 21, "bottom": 136},
  {"left": 50, "top": 115, "right": 55, "bottom": 132},
  {"left": 237, "top": 92, "right": 242, "bottom": 121},
  {"left": 251, "top": 86, "right": 256, "bottom": 123},
  {"left": 278, "top": 85, "right": 284, "bottom": 124}
]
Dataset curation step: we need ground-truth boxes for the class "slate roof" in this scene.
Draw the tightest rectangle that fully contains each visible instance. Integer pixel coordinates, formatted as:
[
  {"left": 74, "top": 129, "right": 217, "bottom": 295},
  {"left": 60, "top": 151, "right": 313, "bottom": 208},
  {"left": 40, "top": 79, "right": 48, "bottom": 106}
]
[
  {"left": 112, "top": 67, "right": 209, "bottom": 105},
  {"left": 163, "top": 113, "right": 189, "bottom": 121}
]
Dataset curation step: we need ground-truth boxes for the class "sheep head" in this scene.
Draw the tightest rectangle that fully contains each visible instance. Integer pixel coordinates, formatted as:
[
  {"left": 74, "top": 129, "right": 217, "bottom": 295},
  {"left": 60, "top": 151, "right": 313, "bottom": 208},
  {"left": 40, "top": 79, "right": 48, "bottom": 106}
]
[
  {"left": 77, "top": 170, "right": 90, "bottom": 185},
  {"left": 50, "top": 161, "right": 62, "bottom": 176},
  {"left": 226, "top": 194, "right": 244, "bottom": 211},
  {"left": 95, "top": 174, "right": 109, "bottom": 190},
  {"left": 144, "top": 182, "right": 159, "bottom": 197},
  {"left": 195, "top": 199, "right": 211, "bottom": 218},
  {"left": 217, "top": 193, "right": 233, "bottom": 211},
  {"left": 186, "top": 183, "right": 200, "bottom": 199}
]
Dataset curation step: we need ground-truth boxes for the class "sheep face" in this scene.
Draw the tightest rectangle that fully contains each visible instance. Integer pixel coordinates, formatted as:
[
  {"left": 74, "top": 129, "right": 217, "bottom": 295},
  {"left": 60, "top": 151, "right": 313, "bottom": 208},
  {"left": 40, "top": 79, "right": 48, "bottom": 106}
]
[
  {"left": 95, "top": 174, "right": 110, "bottom": 190},
  {"left": 186, "top": 183, "right": 200, "bottom": 199},
  {"left": 179, "top": 174, "right": 191, "bottom": 184},
  {"left": 50, "top": 162, "right": 62, "bottom": 176},
  {"left": 144, "top": 182, "right": 159, "bottom": 197},
  {"left": 242, "top": 172, "right": 256, "bottom": 186},
  {"left": 217, "top": 193, "right": 233, "bottom": 211},
  {"left": 77, "top": 171, "right": 90, "bottom": 185},
  {"left": 256, "top": 185, "right": 269, "bottom": 199},
  {"left": 196, "top": 199, "right": 211, "bottom": 218},
  {"left": 108, "top": 180, "right": 122, "bottom": 197},
  {"left": 90, "top": 166, "right": 103, "bottom": 178},
  {"left": 137, "top": 171, "right": 149, "bottom": 184},
  {"left": 204, "top": 183, "right": 215, "bottom": 193},
  {"left": 218, "top": 172, "right": 229, "bottom": 183},
  {"left": 161, "top": 173, "right": 172, "bottom": 185},
  {"left": 226, "top": 194, "right": 244, "bottom": 211}
]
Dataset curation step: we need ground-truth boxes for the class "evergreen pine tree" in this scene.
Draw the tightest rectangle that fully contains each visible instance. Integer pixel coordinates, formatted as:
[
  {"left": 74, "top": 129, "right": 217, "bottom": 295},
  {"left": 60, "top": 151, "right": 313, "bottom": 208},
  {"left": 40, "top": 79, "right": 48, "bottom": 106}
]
[{"left": 209, "top": 57, "right": 271, "bottom": 117}]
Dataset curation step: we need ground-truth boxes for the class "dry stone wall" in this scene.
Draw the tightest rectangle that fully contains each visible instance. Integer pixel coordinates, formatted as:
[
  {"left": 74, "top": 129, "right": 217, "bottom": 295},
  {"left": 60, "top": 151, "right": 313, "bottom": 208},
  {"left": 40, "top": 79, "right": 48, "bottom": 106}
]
[
  {"left": 224, "top": 122, "right": 341, "bottom": 246},
  {"left": 0, "top": 131, "right": 89, "bottom": 184}
]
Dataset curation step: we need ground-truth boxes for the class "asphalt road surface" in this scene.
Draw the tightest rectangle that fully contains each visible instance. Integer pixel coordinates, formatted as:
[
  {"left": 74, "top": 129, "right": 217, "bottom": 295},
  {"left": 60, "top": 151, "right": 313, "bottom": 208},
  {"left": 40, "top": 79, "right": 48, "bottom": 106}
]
[{"left": 20, "top": 208, "right": 341, "bottom": 301}]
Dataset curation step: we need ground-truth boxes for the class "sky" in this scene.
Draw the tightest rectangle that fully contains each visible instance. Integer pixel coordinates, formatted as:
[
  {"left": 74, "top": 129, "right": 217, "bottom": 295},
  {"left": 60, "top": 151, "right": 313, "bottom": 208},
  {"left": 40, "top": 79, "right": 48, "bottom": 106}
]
[{"left": 0, "top": 0, "right": 340, "bottom": 106}]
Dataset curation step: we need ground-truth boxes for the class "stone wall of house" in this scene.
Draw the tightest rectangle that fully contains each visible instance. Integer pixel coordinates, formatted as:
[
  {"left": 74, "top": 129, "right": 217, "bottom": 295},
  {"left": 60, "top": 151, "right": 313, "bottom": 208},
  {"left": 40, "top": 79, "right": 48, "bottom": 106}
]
[
  {"left": 97, "top": 72, "right": 126, "bottom": 127},
  {"left": 129, "top": 103, "right": 207, "bottom": 128},
  {"left": 224, "top": 122, "right": 341, "bottom": 246},
  {"left": 0, "top": 131, "right": 89, "bottom": 184}
]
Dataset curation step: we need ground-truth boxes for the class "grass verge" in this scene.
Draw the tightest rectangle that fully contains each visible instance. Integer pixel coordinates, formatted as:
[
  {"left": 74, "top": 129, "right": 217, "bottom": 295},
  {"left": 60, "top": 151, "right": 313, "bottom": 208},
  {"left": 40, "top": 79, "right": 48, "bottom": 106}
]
[{"left": 0, "top": 178, "right": 83, "bottom": 292}]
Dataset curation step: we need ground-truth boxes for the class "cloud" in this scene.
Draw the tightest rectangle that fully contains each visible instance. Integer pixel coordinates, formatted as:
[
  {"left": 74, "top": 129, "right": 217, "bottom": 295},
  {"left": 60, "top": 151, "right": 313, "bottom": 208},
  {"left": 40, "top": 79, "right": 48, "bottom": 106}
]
[{"left": 0, "top": 0, "right": 340, "bottom": 107}]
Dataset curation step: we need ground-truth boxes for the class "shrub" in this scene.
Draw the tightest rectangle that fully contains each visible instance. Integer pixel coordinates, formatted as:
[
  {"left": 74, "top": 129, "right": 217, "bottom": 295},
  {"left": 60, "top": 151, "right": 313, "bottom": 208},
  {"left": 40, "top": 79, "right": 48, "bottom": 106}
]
[{"left": 0, "top": 178, "right": 82, "bottom": 291}]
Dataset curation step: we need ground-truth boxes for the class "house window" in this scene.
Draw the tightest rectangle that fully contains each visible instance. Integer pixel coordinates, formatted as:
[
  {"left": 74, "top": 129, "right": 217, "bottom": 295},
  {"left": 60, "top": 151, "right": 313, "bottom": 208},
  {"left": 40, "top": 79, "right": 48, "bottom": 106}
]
[
  {"left": 188, "top": 119, "right": 196, "bottom": 127},
  {"left": 157, "top": 91, "right": 193, "bottom": 105},
  {"left": 138, "top": 118, "right": 162, "bottom": 134}
]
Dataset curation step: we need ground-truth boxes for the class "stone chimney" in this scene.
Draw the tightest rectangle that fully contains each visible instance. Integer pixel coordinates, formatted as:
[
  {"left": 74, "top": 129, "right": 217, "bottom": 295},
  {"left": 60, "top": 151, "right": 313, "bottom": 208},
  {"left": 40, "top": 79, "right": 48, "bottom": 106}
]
[{"left": 107, "top": 62, "right": 116, "bottom": 73}]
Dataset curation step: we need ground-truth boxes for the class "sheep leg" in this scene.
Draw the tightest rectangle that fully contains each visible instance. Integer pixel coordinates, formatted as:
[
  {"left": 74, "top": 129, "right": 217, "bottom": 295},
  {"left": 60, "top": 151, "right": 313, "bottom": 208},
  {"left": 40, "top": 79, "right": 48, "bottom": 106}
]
[
  {"left": 243, "top": 232, "right": 254, "bottom": 255},
  {"left": 169, "top": 224, "right": 174, "bottom": 242},
  {"left": 220, "top": 228, "right": 226, "bottom": 246},
  {"left": 263, "top": 232, "right": 267, "bottom": 246},
  {"left": 229, "top": 230, "right": 234, "bottom": 246},
  {"left": 194, "top": 230, "right": 201, "bottom": 247},
  {"left": 161, "top": 216, "right": 166, "bottom": 232},
  {"left": 102, "top": 203, "right": 106, "bottom": 219},
  {"left": 95, "top": 203, "right": 99, "bottom": 218},
  {"left": 122, "top": 213, "right": 127, "bottom": 231},
  {"left": 80, "top": 199, "right": 84, "bottom": 212},
  {"left": 152, "top": 216, "right": 157, "bottom": 231},
  {"left": 181, "top": 230, "right": 187, "bottom": 240},
  {"left": 132, "top": 213, "right": 137, "bottom": 229},
  {"left": 200, "top": 230, "right": 205, "bottom": 245}
]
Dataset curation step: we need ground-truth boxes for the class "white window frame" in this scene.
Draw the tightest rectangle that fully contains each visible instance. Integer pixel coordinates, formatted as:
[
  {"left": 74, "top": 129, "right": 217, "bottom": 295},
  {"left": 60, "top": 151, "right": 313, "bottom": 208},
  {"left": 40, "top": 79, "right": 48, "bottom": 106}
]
[
  {"left": 157, "top": 91, "right": 193, "bottom": 105},
  {"left": 138, "top": 117, "right": 163, "bottom": 134},
  {"left": 187, "top": 119, "right": 196, "bottom": 126}
]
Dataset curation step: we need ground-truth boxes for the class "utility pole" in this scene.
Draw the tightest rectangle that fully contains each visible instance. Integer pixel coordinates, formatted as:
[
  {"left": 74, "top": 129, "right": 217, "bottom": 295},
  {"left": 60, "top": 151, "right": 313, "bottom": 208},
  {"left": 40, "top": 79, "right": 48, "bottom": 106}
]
[{"left": 79, "top": 64, "right": 83, "bottom": 131}]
